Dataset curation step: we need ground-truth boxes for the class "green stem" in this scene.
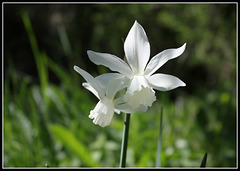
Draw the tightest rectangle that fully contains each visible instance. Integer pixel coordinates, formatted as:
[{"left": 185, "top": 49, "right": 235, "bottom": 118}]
[{"left": 119, "top": 113, "right": 131, "bottom": 168}]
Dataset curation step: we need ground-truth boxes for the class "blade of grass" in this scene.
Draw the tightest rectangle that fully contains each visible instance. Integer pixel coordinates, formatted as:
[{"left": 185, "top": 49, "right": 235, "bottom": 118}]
[
  {"left": 57, "top": 25, "right": 73, "bottom": 58},
  {"left": 47, "top": 57, "right": 72, "bottom": 85},
  {"left": 200, "top": 152, "right": 208, "bottom": 167},
  {"left": 21, "top": 11, "right": 40, "bottom": 64},
  {"left": 156, "top": 107, "right": 163, "bottom": 167},
  {"left": 50, "top": 124, "right": 99, "bottom": 167},
  {"left": 21, "top": 11, "right": 57, "bottom": 165},
  {"left": 21, "top": 11, "right": 49, "bottom": 106}
]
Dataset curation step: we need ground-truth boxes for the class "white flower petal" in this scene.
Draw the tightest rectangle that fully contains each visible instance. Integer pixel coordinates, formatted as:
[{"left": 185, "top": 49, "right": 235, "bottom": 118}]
[
  {"left": 87, "top": 50, "right": 132, "bottom": 78},
  {"left": 124, "top": 86, "right": 156, "bottom": 109},
  {"left": 123, "top": 76, "right": 156, "bottom": 109},
  {"left": 114, "top": 96, "right": 148, "bottom": 113},
  {"left": 115, "top": 103, "right": 148, "bottom": 113},
  {"left": 127, "top": 75, "right": 149, "bottom": 93},
  {"left": 124, "top": 21, "right": 150, "bottom": 75},
  {"left": 74, "top": 65, "right": 104, "bottom": 98},
  {"left": 114, "top": 109, "right": 121, "bottom": 114},
  {"left": 105, "top": 77, "right": 127, "bottom": 100},
  {"left": 115, "top": 104, "right": 138, "bottom": 113},
  {"left": 148, "top": 73, "right": 186, "bottom": 91},
  {"left": 89, "top": 98, "right": 115, "bottom": 127},
  {"left": 82, "top": 82, "right": 100, "bottom": 99},
  {"left": 95, "top": 73, "right": 129, "bottom": 100},
  {"left": 144, "top": 43, "right": 186, "bottom": 76}
]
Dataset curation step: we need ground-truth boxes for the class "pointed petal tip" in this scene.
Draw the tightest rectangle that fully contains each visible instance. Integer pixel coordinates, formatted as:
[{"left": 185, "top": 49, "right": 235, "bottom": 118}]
[
  {"left": 82, "top": 82, "right": 87, "bottom": 87},
  {"left": 181, "top": 43, "right": 187, "bottom": 50},
  {"left": 133, "top": 20, "right": 142, "bottom": 28},
  {"left": 73, "top": 65, "right": 82, "bottom": 74},
  {"left": 175, "top": 43, "right": 187, "bottom": 56},
  {"left": 181, "top": 81, "right": 186, "bottom": 87},
  {"left": 73, "top": 65, "right": 79, "bottom": 71},
  {"left": 87, "top": 50, "right": 93, "bottom": 56}
]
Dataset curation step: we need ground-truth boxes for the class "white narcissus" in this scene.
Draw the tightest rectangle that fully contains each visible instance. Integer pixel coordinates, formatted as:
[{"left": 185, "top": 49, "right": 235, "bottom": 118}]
[
  {"left": 87, "top": 21, "right": 186, "bottom": 111},
  {"left": 73, "top": 66, "right": 135, "bottom": 127}
]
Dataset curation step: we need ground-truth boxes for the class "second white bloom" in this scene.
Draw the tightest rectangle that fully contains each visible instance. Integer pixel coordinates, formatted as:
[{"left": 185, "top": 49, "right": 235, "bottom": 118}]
[{"left": 74, "top": 66, "right": 129, "bottom": 127}]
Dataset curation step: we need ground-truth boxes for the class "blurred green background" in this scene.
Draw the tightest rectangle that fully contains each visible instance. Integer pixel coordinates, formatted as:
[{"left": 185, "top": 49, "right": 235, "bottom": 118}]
[{"left": 3, "top": 3, "right": 237, "bottom": 168}]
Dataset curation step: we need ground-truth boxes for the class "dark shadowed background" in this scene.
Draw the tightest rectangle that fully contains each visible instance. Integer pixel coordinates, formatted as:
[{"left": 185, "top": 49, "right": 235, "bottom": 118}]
[{"left": 3, "top": 3, "right": 237, "bottom": 167}]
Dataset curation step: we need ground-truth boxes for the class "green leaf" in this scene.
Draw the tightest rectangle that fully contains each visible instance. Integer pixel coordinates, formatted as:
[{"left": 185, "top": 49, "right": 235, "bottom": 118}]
[
  {"left": 200, "top": 153, "right": 208, "bottom": 167},
  {"left": 47, "top": 58, "right": 72, "bottom": 85},
  {"left": 49, "top": 124, "right": 99, "bottom": 167},
  {"left": 22, "top": 11, "right": 49, "bottom": 105}
]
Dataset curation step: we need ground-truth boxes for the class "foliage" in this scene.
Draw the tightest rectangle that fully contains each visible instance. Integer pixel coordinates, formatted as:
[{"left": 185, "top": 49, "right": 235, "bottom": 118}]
[{"left": 3, "top": 3, "right": 236, "bottom": 168}]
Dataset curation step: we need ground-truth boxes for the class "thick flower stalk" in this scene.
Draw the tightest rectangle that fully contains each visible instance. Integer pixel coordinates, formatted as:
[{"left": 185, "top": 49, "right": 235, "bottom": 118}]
[{"left": 87, "top": 21, "right": 186, "bottom": 111}]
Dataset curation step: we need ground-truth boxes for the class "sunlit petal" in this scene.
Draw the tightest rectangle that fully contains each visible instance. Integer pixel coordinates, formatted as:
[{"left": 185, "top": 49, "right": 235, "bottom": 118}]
[
  {"left": 87, "top": 50, "right": 133, "bottom": 78},
  {"left": 95, "top": 73, "right": 129, "bottom": 99},
  {"left": 148, "top": 73, "right": 186, "bottom": 91},
  {"left": 115, "top": 103, "right": 147, "bottom": 113},
  {"left": 74, "top": 65, "right": 104, "bottom": 98},
  {"left": 126, "top": 75, "right": 149, "bottom": 93},
  {"left": 82, "top": 82, "right": 100, "bottom": 99},
  {"left": 123, "top": 76, "right": 156, "bottom": 109},
  {"left": 124, "top": 20, "right": 150, "bottom": 75},
  {"left": 144, "top": 43, "right": 186, "bottom": 76},
  {"left": 114, "top": 96, "right": 148, "bottom": 113},
  {"left": 89, "top": 98, "right": 115, "bottom": 127}
]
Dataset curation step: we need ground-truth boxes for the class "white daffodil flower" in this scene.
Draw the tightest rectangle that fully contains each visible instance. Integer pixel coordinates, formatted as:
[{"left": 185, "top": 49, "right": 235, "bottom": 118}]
[
  {"left": 87, "top": 20, "right": 186, "bottom": 111},
  {"left": 73, "top": 66, "right": 134, "bottom": 127}
]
